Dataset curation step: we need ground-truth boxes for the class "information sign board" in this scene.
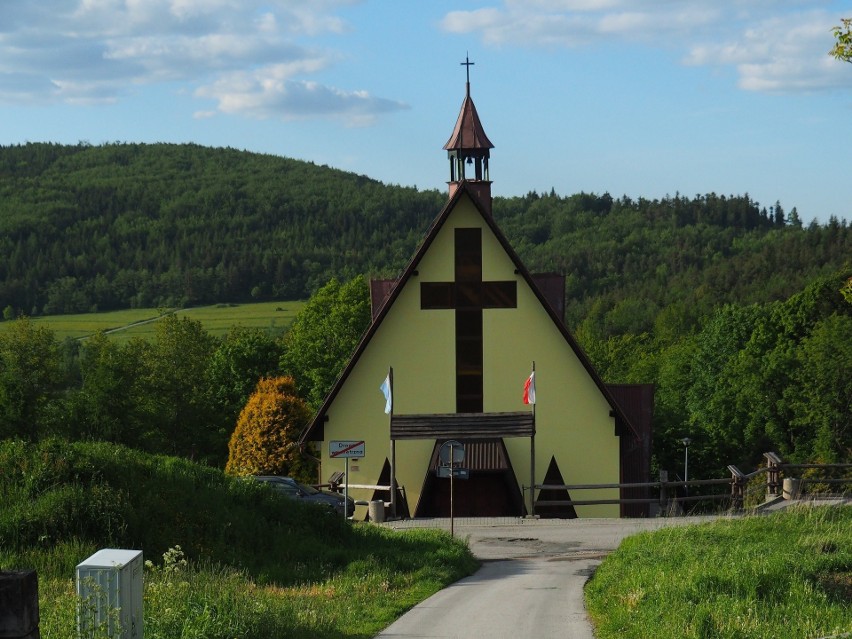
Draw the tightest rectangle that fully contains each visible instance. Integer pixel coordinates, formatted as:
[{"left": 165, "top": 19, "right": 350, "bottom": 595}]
[
  {"left": 329, "top": 440, "right": 365, "bottom": 458},
  {"left": 437, "top": 467, "right": 469, "bottom": 479}
]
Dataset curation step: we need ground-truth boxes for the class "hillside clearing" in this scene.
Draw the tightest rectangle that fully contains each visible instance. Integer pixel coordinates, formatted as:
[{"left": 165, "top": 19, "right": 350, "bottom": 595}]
[{"left": 0, "top": 300, "right": 305, "bottom": 341}]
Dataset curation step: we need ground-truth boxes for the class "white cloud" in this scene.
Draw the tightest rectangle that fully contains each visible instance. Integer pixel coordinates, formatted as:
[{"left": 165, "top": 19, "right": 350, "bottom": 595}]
[
  {"left": 52, "top": 79, "right": 122, "bottom": 105},
  {"left": 0, "top": 0, "right": 405, "bottom": 121},
  {"left": 597, "top": 7, "right": 721, "bottom": 36},
  {"left": 684, "top": 11, "right": 850, "bottom": 93},
  {"left": 0, "top": 71, "right": 60, "bottom": 104},
  {"left": 440, "top": 1, "right": 851, "bottom": 93},
  {"left": 506, "top": 0, "right": 625, "bottom": 11},
  {"left": 442, "top": 1, "right": 722, "bottom": 46},
  {"left": 194, "top": 63, "right": 408, "bottom": 125},
  {"left": 443, "top": 9, "right": 597, "bottom": 47}
]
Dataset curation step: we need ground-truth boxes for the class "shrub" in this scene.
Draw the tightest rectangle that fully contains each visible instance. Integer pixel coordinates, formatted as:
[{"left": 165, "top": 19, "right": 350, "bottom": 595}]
[{"left": 225, "top": 376, "right": 315, "bottom": 481}]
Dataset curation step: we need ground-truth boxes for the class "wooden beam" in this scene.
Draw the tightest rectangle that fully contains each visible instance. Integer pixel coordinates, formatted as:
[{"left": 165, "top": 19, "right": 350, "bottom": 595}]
[{"left": 391, "top": 411, "right": 534, "bottom": 440}]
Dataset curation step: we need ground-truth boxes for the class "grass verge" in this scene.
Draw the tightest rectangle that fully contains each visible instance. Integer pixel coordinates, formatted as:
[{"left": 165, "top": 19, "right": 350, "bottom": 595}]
[
  {"left": 0, "top": 439, "right": 478, "bottom": 638},
  {"left": 586, "top": 505, "right": 852, "bottom": 639}
]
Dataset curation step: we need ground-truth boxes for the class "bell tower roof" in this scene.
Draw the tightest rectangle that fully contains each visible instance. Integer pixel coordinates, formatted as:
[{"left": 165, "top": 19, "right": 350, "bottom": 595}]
[
  {"left": 443, "top": 56, "right": 494, "bottom": 152},
  {"left": 444, "top": 55, "right": 494, "bottom": 214}
]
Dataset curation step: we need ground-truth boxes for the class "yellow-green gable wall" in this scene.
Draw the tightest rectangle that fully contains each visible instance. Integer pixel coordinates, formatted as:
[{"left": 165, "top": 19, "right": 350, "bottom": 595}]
[{"left": 320, "top": 194, "right": 620, "bottom": 518}]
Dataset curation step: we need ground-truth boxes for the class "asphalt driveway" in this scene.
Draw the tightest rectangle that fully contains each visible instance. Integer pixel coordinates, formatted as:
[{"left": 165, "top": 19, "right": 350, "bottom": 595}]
[{"left": 375, "top": 516, "right": 717, "bottom": 639}]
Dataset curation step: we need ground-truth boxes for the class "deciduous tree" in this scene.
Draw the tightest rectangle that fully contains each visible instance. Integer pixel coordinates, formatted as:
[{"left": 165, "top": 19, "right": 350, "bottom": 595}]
[
  {"left": 0, "top": 318, "right": 63, "bottom": 439},
  {"left": 830, "top": 18, "right": 852, "bottom": 62},
  {"left": 207, "top": 326, "right": 282, "bottom": 416},
  {"left": 142, "top": 314, "right": 218, "bottom": 460},
  {"left": 205, "top": 326, "right": 282, "bottom": 464},
  {"left": 72, "top": 332, "right": 136, "bottom": 443},
  {"left": 786, "top": 314, "right": 852, "bottom": 462},
  {"left": 279, "top": 276, "right": 371, "bottom": 408}
]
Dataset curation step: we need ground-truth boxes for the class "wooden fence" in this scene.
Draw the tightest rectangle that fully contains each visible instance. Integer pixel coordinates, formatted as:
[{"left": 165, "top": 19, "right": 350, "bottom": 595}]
[
  {"left": 316, "top": 478, "right": 405, "bottom": 510},
  {"left": 315, "top": 451, "right": 850, "bottom": 518},
  {"left": 531, "top": 452, "right": 852, "bottom": 516}
]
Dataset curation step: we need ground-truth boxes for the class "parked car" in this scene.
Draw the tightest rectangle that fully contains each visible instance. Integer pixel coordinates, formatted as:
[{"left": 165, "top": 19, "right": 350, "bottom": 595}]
[{"left": 252, "top": 476, "right": 355, "bottom": 518}]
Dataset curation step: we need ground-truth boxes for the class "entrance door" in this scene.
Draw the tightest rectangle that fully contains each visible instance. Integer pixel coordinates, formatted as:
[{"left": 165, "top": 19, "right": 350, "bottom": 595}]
[{"left": 414, "top": 439, "right": 525, "bottom": 517}]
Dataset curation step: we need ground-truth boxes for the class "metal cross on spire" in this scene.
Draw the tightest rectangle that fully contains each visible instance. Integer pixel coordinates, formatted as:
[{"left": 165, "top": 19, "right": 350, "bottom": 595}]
[{"left": 461, "top": 53, "right": 474, "bottom": 95}]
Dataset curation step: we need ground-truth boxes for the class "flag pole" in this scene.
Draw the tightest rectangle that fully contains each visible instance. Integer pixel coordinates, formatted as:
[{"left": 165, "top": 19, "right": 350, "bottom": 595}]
[
  {"left": 388, "top": 366, "right": 397, "bottom": 518},
  {"left": 529, "top": 361, "right": 536, "bottom": 518}
]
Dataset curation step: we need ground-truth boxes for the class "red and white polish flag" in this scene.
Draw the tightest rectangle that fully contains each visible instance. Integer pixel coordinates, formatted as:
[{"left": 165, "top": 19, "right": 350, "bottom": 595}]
[{"left": 523, "top": 371, "right": 536, "bottom": 405}]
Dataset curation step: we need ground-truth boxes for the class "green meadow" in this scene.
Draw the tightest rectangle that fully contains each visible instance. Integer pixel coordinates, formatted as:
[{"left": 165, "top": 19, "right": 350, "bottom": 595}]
[{"left": 0, "top": 301, "right": 305, "bottom": 341}]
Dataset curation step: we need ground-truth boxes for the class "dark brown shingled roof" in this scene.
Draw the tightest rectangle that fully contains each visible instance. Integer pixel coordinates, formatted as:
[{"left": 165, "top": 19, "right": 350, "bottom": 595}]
[{"left": 443, "top": 91, "right": 494, "bottom": 152}]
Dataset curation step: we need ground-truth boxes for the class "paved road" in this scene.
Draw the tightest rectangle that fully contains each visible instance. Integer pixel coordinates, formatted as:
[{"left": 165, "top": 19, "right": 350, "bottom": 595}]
[{"left": 375, "top": 516, "right": 717, "bottom": 639}]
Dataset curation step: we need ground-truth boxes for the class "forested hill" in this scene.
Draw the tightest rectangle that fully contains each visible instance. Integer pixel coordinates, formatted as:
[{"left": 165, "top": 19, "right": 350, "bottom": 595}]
[
  {"left": 0, "top": 142, "right": 444, "bottom": 313},
  {"left": 1, "top": 142, "right": 849, "bottom": 337},
  {"left": 494, "top": 192, "right": 850, "bottom": 337}
]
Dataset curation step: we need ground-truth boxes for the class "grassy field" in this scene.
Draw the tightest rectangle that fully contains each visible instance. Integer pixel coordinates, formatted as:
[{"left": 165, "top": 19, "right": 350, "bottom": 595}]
[
  {"left": 0, "top": 300, "right": 306, "bottom": 341},
  {"left": 586, "top": 505, "right": 852, "bottom": 639},
  {"left": 3, "top": 437, "right": 849, "bottom": 637},
  {"left": 0, "top": 438, "right": 478, "bottom": 639}
]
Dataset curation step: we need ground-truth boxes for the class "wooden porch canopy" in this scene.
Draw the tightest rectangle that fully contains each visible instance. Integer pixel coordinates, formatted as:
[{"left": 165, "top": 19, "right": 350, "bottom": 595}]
[{"left": 390, "top": 411, "right": 534, "bottom": 440}]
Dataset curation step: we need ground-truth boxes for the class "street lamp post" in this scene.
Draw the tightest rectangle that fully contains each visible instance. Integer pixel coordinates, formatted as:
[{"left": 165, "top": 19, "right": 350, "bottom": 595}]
[{"left": 682, "top": 437, "right": 691, "bottom": 498}]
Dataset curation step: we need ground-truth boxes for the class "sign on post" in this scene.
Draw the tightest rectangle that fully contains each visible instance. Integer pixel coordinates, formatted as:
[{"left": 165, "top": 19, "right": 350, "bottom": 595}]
[
  {"left": 438, "top": 440, "right": 465, "bottom": 466},
  {"left": 436, "top": 467, "right": 469, "bottom": 479},
  {"left": 438, "top": 440, "right": 466, "bottom": 538},
  {"left": 329, "top": 441, "right": 365, "bottom": 521},
  {"left": 329, "top": 440, "right": 365, "bottom": 458}
]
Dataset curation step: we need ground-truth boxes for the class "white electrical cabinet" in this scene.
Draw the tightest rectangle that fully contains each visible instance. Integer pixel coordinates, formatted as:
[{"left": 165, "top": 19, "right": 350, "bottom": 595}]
[{"left": 76, "top": 549, "right": 143, "bottom": 639}]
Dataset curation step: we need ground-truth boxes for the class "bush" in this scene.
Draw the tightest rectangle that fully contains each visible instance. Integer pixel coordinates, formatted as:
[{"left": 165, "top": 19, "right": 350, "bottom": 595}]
[{"left": 225, "top": 376, "right": 315, "bottom": 482}]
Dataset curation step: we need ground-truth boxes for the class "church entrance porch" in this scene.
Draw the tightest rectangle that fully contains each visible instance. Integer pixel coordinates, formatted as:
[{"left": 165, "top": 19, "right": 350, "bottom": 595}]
[
  {"left": 413, "top": 438, "right": 526, "bottom": 517},
  {"left": 416, "top": 469, "right": 523, "bottom": 517},
  {"left": 390, "top": 411, "right": 535, "bottom": 519}
]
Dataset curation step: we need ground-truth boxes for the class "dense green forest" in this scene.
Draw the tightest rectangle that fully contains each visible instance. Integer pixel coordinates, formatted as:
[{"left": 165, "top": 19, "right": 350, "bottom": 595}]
[
  {"left": 1, "top": 142, "right": 849, "bottom": 335},
  {"left": 0, "top": 142, "right": 444, "bottom": 313},
  {"left": 0, "top": 142, "right": 849, "bottom": 483},
  {"left": 496, "top": 190, "right": 849, "bottom": 337}
]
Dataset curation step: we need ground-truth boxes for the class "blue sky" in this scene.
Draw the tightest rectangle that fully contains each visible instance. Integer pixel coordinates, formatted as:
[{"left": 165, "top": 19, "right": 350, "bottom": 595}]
[{"left": 1, "top": 1, "right": 850, "bottom": 224}]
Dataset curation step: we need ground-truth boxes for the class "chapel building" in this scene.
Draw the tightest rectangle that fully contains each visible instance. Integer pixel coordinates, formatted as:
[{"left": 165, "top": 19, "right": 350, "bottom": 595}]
[{"left": 299, "top": 63, "right": 653, "bottom": 519}]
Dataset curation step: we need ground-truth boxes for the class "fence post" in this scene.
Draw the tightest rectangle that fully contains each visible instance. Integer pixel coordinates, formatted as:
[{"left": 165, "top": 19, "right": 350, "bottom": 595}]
[
  {"left": 764, "top": 452, "right": 783, "bottom": 499},
  {"left": 728, "top": 465, "right": 745, "bottom": 511},
  {"left": 658, "top": 470, "right": 668, "bottom": 515}
]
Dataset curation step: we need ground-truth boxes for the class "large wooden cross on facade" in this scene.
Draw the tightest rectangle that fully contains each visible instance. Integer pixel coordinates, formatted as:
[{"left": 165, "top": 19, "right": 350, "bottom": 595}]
[{"left": 420, "top": 227, "right": 517, "bottom": 412}]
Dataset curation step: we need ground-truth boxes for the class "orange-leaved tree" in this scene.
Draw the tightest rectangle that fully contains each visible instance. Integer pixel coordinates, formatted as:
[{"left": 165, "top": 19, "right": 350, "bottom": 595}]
[{"left": 225, "top": 376, "right": 315, "bottom": 482}]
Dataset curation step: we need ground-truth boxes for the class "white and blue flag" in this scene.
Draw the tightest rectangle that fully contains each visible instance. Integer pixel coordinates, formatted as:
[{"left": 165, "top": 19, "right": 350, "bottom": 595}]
[{"left": 380, "top": 373, "right": 392, "bottom": 414}]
